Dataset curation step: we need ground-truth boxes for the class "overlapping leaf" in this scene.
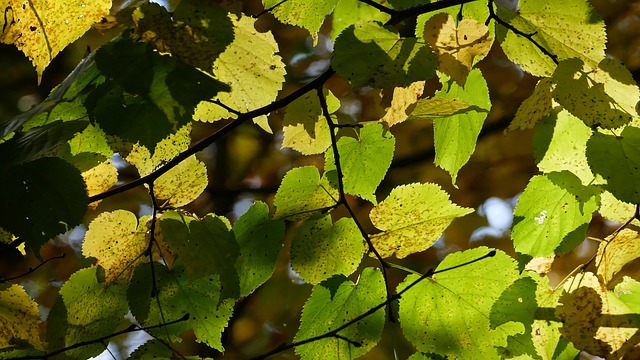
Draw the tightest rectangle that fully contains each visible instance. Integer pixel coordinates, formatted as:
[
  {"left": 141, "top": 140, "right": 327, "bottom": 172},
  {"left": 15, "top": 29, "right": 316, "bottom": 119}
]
[
  {"left": 291, "top": 215, "right": 365, "bottom": 284},
  {"left": 281, "top": 90, "right": 339, "bottom": 155},
  {"left": 294, "top": 268, "right": 385, "bottom": 359},
  {"left": 596, "top": 228, "right": 640, "bottom": 288},
  {"left": 324, "top": 123, "right": 395, "bottom": 203},
  {"left": 265, "top": 0, "right": 340, "bottom": 44},
  {"left": 379, "top": 81, "right": 425, "bottom": 127},
  {"left": 370, "top": 183, "right": 473, "bottom": 258},
  {"left": 0, "top": 284, "right": 42, "bottom": 350},
  {"left": 153, "top": 155, "right": 208, "bottom": 207},
  {"left": 406, "top": 97, "right": 474, "bottom": 121},
  {"left": 507, "top": 78, "right": 554, "bottom": 132},
  {"left": 273, "top": 166, "right": 338, "bottom": 220},
  {"left": 330, "top": 0, "right": 390, "bottom": 41}
]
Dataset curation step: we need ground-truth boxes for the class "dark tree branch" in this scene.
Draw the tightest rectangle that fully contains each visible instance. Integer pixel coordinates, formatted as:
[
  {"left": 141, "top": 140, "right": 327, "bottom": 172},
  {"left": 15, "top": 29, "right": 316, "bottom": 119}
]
[
  {"left": 252, "top": 250, "right": 496, "bottom": 359},
  {"left": 388, "top": 0, "right": 480, "bottom": 25},
  {"left": 357, "top": 0, "right": 396, "bottom": 15},
  {"left": 0, "top": 253, "right": 65, "bottom": 282},
  {"left": 254, "top": 0, "right": 289, "bottom": 18}
]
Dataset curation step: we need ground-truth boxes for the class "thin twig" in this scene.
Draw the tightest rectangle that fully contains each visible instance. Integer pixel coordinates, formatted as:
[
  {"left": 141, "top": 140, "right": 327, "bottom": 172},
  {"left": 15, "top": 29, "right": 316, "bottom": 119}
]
[
  {"left": 0, "top": 253, "right": 65, "bottom": 282},
  {"left": 254, "top": 0, "right": 289, "bottom": 18}
]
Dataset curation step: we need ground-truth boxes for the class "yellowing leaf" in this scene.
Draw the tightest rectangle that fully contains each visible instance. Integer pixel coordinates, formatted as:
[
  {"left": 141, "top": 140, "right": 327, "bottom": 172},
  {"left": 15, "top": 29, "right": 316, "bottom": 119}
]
[
  {"left": 0, "top": 0, "right": 112, "bottom": 82},
  {"left": 596, "top": 228, "right": 640, "bottom": 288},
  {"left": 126, "top": 123, "right": 192, "bottom": 176},
  {"left": 82, "top": 210, "right": 148, "bottom": 284},
  {"left": 598, "top": 191, "right": 639, "bottom": 225},
  {"left": 281, "top": 90, "right": 339, "bottom": 155},
  {"left": 423, "top": 13, "right": 492, "bottom": 85},
  {"left": 83, "top": 159, "right": 117, "bottom": 202},
  {"left": 153, "top": 155, "right": 208, "bottom": 207},
  {"left": 194, "top": 15, "right": 286, "bottom": 132},
  {"left": 273, "top": 166, "right": 338, "bottom": 221},
  {"left": 370, "top": 183, "right": 473, "bottom": 258},
  {"left": 507, "top": 78, "right": 554, "bottom": 132},
  {"left": 268, "top": 0, "right": 340, "bottom": 44},
  {"left": 0, "top": 284, "right": 42, "bottom": 350},
  {"left": 380, "top": 81, "right": 425, "bottom": 127},
  {"left": 406, "top": 97, "right": 473, "bottom": 120}
]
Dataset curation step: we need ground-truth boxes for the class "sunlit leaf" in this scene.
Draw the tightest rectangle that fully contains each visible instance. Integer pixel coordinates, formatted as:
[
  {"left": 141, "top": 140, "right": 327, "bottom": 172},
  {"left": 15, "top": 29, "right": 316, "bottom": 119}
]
[
  {"left": 281, "top": 90, "right": 339, "bottom": 155},
  {"left": 332, "top": 21, "right": 438, "bottom": 88},
  {"left": 266, "top": 0, "right": 340, "bottom": 44},
  {"left": 370, "top": 183, "right": 473, "bottom": 258},
  {"left": 406, "top": 97, "right": 474, "bottom": 120},
  {"left": 507, "top": 78, "right": 554, "bottom": 132},
  {"left": 273, "top": 166, "right": 338, "bottom": 220},
  {"left": 83, "top": 159, "right": 117, "bottom": 201},
  {"left": 294, "top": 268, "right": 385, "bottom": 359},
  {"left": 82, "top": 210, "right": 148, "bottom": 284},
  {"left": 153, "top": 155, "right": 208, "bottom": 207},
  {"left": 330, "top": 0, "right": 390, "bottom": 41},
  {"left": 512, "top": 172, "right": 600, "bottom": 257},
  {"left": 0, "top": 0, "right": 111, "bottom": 82},
  {"left": 380, "top": 81, "right": 425, "bottom": 127},
  {"left": 596, "top": 228, "right": 640, "bottom": 288},
  {"left": 291, "top": 215, "right": 365, "bottom": 284},
  {"left": 399, "top": 248, "right": 521, "bottom": 359},
  {"left": 194, "top": 15, "right": 286, "bottom": 132},
  {"left": 0, "top": 284, "right": 42, "bottom": 350},
  {"left": 423, "top": 14, "right": 492, "bottom": 85},
  {"left": 324, "top": 123, "right": 395, "bottom": 204}
]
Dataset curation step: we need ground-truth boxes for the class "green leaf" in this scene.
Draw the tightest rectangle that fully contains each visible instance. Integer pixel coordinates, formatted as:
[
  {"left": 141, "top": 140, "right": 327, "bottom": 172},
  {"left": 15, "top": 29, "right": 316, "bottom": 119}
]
[
  {"left": 144, "top": 264, "right": 234, "bottom": 352},
  {"left": 0, "top": 157, "right": 88, "bottom": 251},
  {"left": 233, "top": 201, "right": 285, "bottom": 297},
  {"left": 433, "top": 69, "right": 491, "bottom": 183},
  {"left": 533, "top": 109, "right": 595, "bottom": 184},
  {"left": 291, "top": 215, "right": 366, "bottom": 284},
  {"left": 281, "top": 90, "right": 339, "bottom": 155},
  {"left": 406, "top": 97, "right": 474, "bottom": 121},
  {"left": 0, "top": 284, "right": 43, "bottom": 350},
  {"left": 507, "top": 78, "right": 554, "bottom": 132},
  {"left": 294, "top": 268, "right": 386, "bottom": 359},
  {"left": 267, "top": 0, "right": 340, "bottom": 43},
  {"left": 330, "top": 0, "right": 391, "bottom": 41},
  {"left": 332, "top": 21, "right": 438, "bottom": 88},
  {"left": 496, "top": 0, "right": 606, "bottom": 77},
  {"left": 511, "top": 171, "right": 600, "bottom": 257},
  {"left": 370, "top": 183, "right": 473, "bottom": 259},
  {"left": 55, "top": 267, "right": 128, "bottom": 359},
  {"left": 82, "top": 210, "right": 149, "bottom": 284},
  {"left": 194, "top": 15, "right": 286, "bottom": 132},
  {"left": 153, "top": 155, "right": 209, "bottom": 207},
  {"left": 587, "top": 126, "right": 640, "bottom": 203},
  {"left": 552, "top": 58, "right": 639, "bottom": 129},
  {"left": 398, "top": 247, "right": 521, "bottom": 359},
  {"left": 273, "top": 166, "right": 338, "bottom": 220},
  {"left": 324, "top": 123, "right": 395, "bottom": 203},
  {"left": 127, "top": 263, "right": 154, "bottom": 324},
  {"left": 159, "top": 211, "right": 240, "bottom": 299}
]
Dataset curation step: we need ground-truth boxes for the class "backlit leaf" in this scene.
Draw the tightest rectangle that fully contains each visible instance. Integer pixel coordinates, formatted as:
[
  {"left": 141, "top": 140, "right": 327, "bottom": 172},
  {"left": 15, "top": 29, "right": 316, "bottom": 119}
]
[
  {"left": 596, "top": 228, "right": 640, "bottom": 288},
  {"left": 291, "top": 215, "right": 365, "bottom": 284},
  {"left": 153, "top": 155, "right": 208, "bottom": 207},
  {"left": 273, "top": 166, "right": 338, "bottom": 220},
  {"left": 406, "top": 97, "right": 474, "bottom": 120},
  {"left": 370, "top": 183, "right": 473, "bottom": 258},
  {"left": 83, "top": 159, "right": 117, "bottom": 201},
  {"left": 330, "top": 0, "right": 390, "bottom": 41},
  {"left": 399, "top": 248, "right": 520, "bottom": 359},
  {"left": 82, "top": 210, "right": 148, "bottom": 284},
  {"left": 511, "top": 172, "right": 600, "bottom": 257},
  {"left": 267, "top": 0, "right": 340, "bottom": 44},
  {"left": 380, "top": 81, "right": 425, "bottom": 127},
  {"left": 126, "top": 123, "right": 192, "bottom": 176},
  {"left": 282, "top": 90, "right": 339, "bottom": 155},
  {"left": 332, "top": 21, "right": 438, "bottom": 88},
  {"left": 507, "top": 78, "right": 554, "bottom": 132},
  {"left": 0, "top": 0, "right": 111, "bottom": 82},
  {"left": 294, "top": 268, "right": 385, "bottom": 359},
  {"left": 0, "top": 284, "right": 42, "bottom": 350},
  {"left": 324, "top": 123, "right": 395, "bottom": 204}
]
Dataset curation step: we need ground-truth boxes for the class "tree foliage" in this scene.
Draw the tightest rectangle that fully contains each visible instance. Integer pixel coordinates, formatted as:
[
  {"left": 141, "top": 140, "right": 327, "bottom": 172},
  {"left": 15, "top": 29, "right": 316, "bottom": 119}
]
[{"left": 1, "top": 0, "right": 640, "bottom": 359}]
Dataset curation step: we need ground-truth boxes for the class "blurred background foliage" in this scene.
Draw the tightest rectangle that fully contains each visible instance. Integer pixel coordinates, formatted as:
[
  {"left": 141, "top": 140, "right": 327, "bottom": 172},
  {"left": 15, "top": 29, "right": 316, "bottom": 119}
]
[{"left": 1, "top": 0, "right": 640, "bottom": 358}]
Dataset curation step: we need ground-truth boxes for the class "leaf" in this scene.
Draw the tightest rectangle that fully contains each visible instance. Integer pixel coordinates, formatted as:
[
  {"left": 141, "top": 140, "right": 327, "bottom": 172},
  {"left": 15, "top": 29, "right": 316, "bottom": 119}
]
[
  {"left": 267, "top": 0, "right": 340, "bottom": 44},
  {"left": 598, "top": 190, "right": 639, "bottom": 224},
  {"left": 406, "top": 97, "right": 474, "bottom": 120},
  {"left": 533, "top": 109, "right": 595, "bottom": 184},
  {"left": 233, "top": 201, "right": 285, "bottom": 297},
  {"left": 596, "top": 228, "right": 640, "bottom": 288},
  {"left": 380, "top": 81, "right": 425, "bottom": 127},
  {"left": 552, "top": 58, "right": 639, "bottom": 129},
  {"left": 273, "top": 166, "right": 338, "bottom": 220},
  {"left": 0, "top": 157, "right": 88, "bottom": 251},
  {"left": 332, "top": 21, "right": 438, "bottom": 88},
  {"left": 433, "top": 69, "right": 491, "bottom": 183},
  {"left": 330, "top": 0, "right": 391, "bottom": 41},
  {"left": 370, "top": 183, "right": 473, "bottom": 259},
  {"left": 294, "top": 268, "right": 386, "bottom": 359},
  {"left": 82, "top": 210, "right": 148, "bottom": 284},
  {"left": 55, "top": 267, "right": 128, "bottom": 359},
  {"left": 281, "top": 89, "right": 339, "bottom": 155},
  {"left": 0, "top": 284, "right": 42, "bottom": 350},
  {"left": 496, "top": 0, "right": 606, "bottom": 77},
  {"left": 159, "top": 211, "right": 240, "bottom": 299},
  {"left": 0, "top": 0, "right": 111, "bottom": 82},
  {"left": 291, "top": 215, "right": 365, "bottom": 285},
  {"left": 144, "top": 264, "right": 234, "bottom": 352},
  {"left": 423, "top": 14, "right": 492, "bottom": 85},
  {"left": 132, "top": 0, "right": 234, "bottom": 71},
  {"left": 324, "top": 123, "right": 395, "bottom": 203},
  {"left": 153, "top": 155, "right": 208, "bottom": 207},
  {"left": 507, "top": 78, "right": 554, "bottom": 132},
  {"left": 511, "top": 171, "right": 600, "bottom": 257},
  {"left": 193, "top": 15, "right": 286, "bottom": 132},
  {"left": 83, "top": 159, "right": 117, "bottom": 201},
  {"left": 127, "top": 263, "right": 153, "bottom": 324},
  {"left": 587, "top": 126, "right": 640, "bottom": 203},
  {"left": 398, "top": 247, "right": 521, "bottom": 359},
  {"left": 126, "top": 123, "right": 192, "bottom": 177}
]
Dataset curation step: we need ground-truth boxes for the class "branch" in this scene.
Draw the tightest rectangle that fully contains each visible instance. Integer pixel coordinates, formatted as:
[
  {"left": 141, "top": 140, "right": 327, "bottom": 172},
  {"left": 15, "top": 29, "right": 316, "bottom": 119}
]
[
  {"left": 357, "top": 0, "right": 396, "bottom": 15},
  {"left": 388, "top": 0, "right": 480, "bottom": 25},
  {"left": 252, "top": 250, "right": 496, "bottom": 359},
  {"left": 8, "top": 314, "right": 190, "bottom": 360},
  {"left": 0, "top": 253, "right": 65, "bottom": 282}
]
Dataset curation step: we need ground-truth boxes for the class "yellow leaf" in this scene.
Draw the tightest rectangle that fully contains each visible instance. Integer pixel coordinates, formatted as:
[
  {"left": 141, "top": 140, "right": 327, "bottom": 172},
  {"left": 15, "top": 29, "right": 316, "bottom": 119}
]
[
  {"left": 1, "top": 0, "right": 112, "bottom": 82},
  {"left": 380, "top": 81, "right": 425, "bottom": 127},
  {"left": 596, "top": 228, "right": 640, "bottom": 288},
  {"left": 153, "top": 155, "right": 208, "bottom": 207},
  {"left": 423, "top": 13, "right": 492, "bottom": 85},
  {"left": 407, "top": 97, "right": 473, "bottom": 120},
  {"left": 126, "top": 123, "right": 192, "bottom": 176},
  {"left": 83, "top": 159, "right": 117, "bottom": 206},
  {"left": 82, "top": 210, "right": 148, "bottom": 284},
  {"left": 507, "top": 78, "right": 554, "bottom": 132},
  {"left": 0, "top": 284, "right": 43, "bottom": 350}
]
